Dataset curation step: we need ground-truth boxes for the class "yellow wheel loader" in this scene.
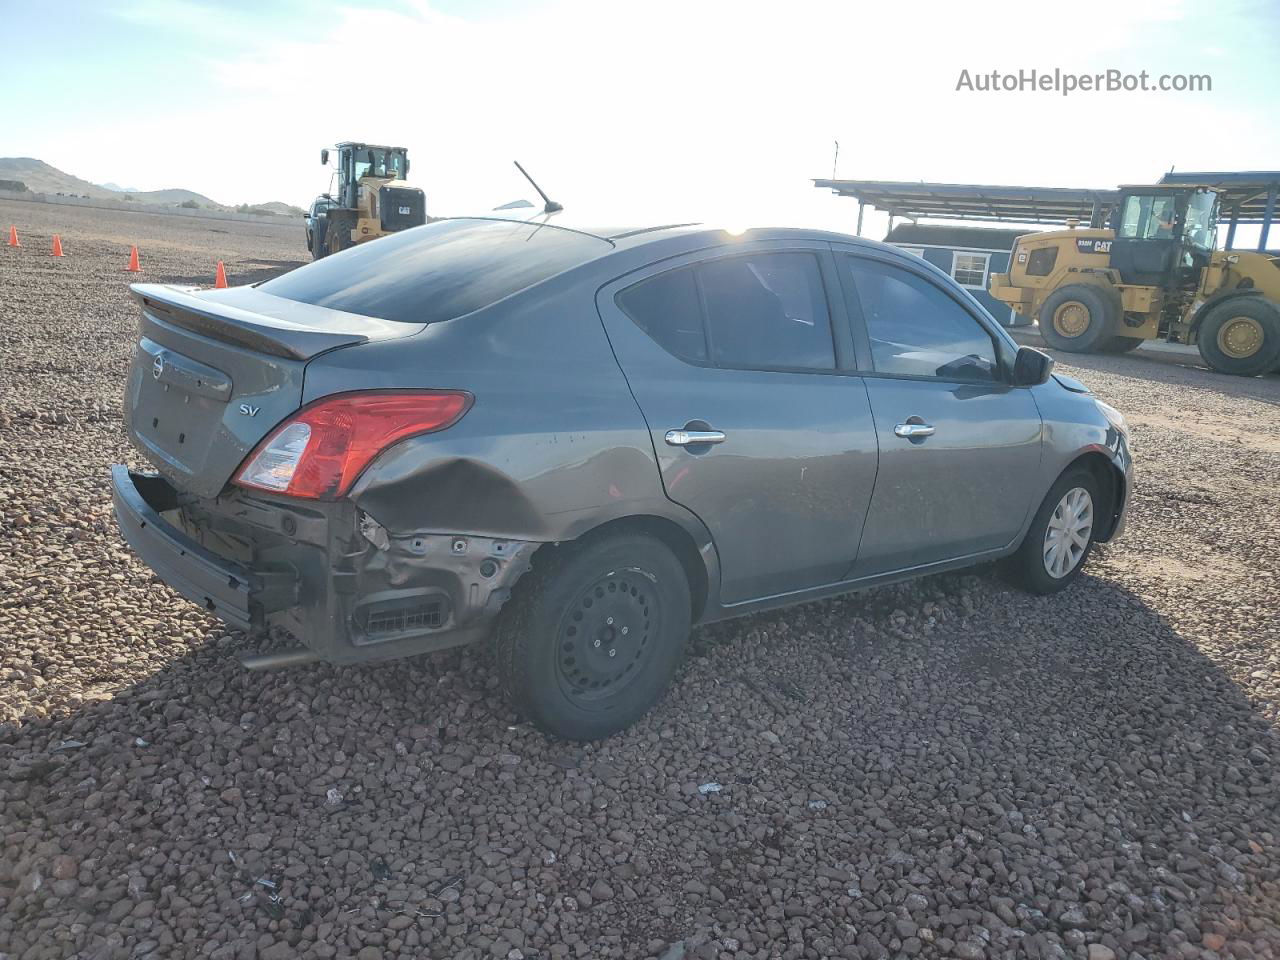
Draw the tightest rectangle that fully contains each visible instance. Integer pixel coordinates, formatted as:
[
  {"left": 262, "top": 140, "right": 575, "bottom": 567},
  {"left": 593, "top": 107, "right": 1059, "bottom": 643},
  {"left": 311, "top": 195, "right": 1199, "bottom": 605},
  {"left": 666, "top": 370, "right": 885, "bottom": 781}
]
[
  {"left": 990, "top": 184, "right": 1280, "bottom": 376},
  {"left": 307, "top": 142, "right": 426, "bottom": 260}
]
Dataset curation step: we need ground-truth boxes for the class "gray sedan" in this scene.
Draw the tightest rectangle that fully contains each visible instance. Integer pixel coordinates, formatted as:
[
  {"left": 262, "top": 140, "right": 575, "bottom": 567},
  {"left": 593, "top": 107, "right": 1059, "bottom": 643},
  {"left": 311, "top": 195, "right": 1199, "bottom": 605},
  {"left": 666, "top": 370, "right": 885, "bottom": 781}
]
[{"left": 112, "top": 219, "right": 1132, "bottom": 740}]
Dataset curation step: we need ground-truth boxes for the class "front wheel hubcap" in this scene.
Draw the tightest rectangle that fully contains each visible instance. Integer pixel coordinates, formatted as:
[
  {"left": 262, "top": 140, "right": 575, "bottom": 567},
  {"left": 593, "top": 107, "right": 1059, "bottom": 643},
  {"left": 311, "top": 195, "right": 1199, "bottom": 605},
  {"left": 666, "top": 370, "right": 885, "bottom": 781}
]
[
  {"left": 1217, "top": 316, "right": 1264, "bottom": 359},
  {"left": 556, "top": 573, "right": 654, "bottom": 700},
  {"left": 1043, "top": 487, "right": 1094, "bottom": 579}
]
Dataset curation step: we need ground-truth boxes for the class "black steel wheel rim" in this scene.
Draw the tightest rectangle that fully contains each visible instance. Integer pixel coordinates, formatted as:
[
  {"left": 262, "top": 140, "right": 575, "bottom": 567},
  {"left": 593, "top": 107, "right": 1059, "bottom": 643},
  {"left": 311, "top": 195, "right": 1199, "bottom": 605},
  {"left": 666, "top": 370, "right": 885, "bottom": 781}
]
[{"left": 554, "top": 570, "right": 656, "bottom": 703}]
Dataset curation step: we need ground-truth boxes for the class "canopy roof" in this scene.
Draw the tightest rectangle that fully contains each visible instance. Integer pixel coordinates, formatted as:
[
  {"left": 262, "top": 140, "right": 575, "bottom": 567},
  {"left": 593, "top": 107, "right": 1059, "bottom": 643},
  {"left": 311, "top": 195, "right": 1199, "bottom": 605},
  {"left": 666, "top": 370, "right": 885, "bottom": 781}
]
[
  {"left": 817, "top": 173, "right": 1280, "bottom": 228},
  {"left": 1158, "top": 171, "right": 1280, "bottom": 225},
  {"left": 812, "top": 179, "right": 1118, "bottom": 226}
]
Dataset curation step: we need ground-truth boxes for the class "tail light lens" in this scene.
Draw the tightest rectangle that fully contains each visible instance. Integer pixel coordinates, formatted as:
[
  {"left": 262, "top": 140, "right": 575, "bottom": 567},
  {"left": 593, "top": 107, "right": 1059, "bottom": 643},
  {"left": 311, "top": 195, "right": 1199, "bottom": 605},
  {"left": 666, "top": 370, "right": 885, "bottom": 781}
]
[{"left": 234, "top": 390, "right": 472, "bottom": 500}]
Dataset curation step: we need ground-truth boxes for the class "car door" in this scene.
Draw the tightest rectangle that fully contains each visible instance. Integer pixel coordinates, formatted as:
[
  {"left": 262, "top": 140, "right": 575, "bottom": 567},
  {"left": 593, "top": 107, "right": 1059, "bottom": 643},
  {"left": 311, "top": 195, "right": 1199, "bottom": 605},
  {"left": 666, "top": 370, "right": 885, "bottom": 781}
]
[
  {"left": 596, "top": 241, "right": 878, "bottom": 606},
  {"left": 835, "top": 249, "right": 1043, "bottom": 577}
]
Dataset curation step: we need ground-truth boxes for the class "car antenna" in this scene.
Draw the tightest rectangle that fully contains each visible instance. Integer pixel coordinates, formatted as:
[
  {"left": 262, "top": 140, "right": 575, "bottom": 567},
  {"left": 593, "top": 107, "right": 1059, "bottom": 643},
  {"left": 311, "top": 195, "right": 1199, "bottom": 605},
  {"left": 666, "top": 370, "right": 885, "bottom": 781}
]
[{"left": 513, "top": 160, "right": 563, "bottom": 215}]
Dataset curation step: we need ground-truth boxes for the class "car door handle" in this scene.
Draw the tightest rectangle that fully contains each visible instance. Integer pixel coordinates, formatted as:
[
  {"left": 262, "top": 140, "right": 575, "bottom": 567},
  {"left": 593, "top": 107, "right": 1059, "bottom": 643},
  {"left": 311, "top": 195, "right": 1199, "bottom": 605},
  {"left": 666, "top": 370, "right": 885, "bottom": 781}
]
[
  {"left": 893, "top": 422, "right": 936, "bottom": 439},
  {"left": 665, "top": 429, "right": 727, "bottom": 446}
]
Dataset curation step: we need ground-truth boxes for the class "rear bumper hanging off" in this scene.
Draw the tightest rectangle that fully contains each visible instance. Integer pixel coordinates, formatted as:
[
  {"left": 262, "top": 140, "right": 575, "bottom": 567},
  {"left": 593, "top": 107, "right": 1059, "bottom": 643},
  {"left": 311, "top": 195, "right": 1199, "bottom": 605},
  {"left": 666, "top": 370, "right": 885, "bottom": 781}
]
[
  {"left": 111, "top": 466, "right": 261, "bottom": 631},
  {"left": 110, "top": 465, "right": 536, "bottom": 666}
]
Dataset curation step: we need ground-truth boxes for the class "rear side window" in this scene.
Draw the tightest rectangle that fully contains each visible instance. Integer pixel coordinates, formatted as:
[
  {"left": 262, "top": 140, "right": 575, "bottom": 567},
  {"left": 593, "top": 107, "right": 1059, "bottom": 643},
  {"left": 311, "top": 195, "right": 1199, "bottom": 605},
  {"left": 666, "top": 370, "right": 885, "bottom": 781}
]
[
  {"left": 616, "top": 252, "right": 835, "bottom": 371},
  {"left": 615, "top": 267, "right": 707, "bottom": 362},
  {"left": 700, "top": 254, "right": 834, "bottom": 370},
  {"left": 260, "top": 219, "right": 611, "bottom": 324}
]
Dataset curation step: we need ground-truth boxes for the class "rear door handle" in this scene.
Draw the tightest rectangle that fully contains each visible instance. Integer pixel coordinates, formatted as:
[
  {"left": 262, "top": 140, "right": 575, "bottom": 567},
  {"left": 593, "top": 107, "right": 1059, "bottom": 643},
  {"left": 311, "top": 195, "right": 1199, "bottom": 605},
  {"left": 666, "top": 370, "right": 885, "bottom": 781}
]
[
  {"left": 665, "top": 429, "right": 727, "bottom": 446},
  {"left": 893, "top": 422, "right": 936, "bottom": 439}
]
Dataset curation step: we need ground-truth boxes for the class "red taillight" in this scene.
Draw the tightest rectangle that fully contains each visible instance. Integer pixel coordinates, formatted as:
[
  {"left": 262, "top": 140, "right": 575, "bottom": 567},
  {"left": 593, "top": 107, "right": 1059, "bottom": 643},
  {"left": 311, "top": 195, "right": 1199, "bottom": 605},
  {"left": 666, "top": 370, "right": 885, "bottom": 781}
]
[{"left": 233, "top": 390, "right": 472, "bottom": 500}]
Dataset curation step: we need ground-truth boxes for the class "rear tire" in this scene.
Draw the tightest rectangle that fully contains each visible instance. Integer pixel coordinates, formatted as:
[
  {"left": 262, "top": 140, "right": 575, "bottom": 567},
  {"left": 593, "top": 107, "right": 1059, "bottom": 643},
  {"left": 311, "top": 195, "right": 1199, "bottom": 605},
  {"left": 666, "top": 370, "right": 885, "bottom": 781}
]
[
  {"left": 493, "top": 532, "right": 691, "bottom": 741},
  {"left": 1099, "top": 335, "right": 1143, "bottom": 353},
  {"left": 1006, "top": 467, "right": 1101, "bottom": 595},
  {"left": 1038, "top": 285, "right": 1121, "bottom": 353},
  {"left": 1196, "top": 298, "right": 1280, "bottom": 377}
]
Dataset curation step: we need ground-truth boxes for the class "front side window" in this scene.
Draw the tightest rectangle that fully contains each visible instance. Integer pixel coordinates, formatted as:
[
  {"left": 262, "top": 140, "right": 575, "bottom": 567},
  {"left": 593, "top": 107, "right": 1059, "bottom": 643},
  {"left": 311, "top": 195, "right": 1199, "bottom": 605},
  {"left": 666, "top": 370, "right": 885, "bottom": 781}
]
[
  {"left": 951, "top": 252, "right": 989, "bottom": 288},
  {"left": 616, "top": 252, "right": 836, "bottom": 372},
  {"left": 1184, "top": 190, "right": 1218, "bottom": 251},
  {"left": 844, "top": 257, "right": 999, "bottom": 382}
]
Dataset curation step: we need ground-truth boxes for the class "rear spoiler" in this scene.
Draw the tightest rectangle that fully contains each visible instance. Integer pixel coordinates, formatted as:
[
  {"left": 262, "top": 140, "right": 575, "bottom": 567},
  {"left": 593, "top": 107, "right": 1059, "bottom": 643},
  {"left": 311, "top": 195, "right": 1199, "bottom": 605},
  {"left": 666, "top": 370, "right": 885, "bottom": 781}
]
[{"left": 130, "top": 284, "right": 423, "bottom": 361}]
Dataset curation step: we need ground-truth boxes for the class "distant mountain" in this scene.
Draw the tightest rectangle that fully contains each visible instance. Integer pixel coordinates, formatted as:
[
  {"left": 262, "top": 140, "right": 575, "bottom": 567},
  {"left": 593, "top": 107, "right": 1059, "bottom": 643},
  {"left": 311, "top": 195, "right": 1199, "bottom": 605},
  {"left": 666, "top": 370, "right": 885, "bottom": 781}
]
[
  {"left": 0, "top": 157, "right": 222, "bottom": 205},
  {"left": 0, "top": 158, "right": 298, "bottom": 215},
  {"left": 134, "top": 187, "right": 222, "bottom": 206},
  {"left": 0, "top": 158, "right": 117, "bottom": 199}
]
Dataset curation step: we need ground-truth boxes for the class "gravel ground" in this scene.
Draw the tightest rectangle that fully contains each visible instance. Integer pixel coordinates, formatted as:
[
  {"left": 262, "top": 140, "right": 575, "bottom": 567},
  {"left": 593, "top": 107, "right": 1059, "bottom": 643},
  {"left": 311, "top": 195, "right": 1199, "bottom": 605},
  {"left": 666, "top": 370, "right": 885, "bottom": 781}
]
[{"left": 2, "top": 198, "right": 1279, "bottom": 960}]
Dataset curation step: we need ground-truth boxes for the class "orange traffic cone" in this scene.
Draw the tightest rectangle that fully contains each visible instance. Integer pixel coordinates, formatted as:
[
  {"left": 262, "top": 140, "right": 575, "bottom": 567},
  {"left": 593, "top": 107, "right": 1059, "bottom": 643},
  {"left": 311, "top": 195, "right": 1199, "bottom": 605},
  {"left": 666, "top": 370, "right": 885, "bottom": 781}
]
[
  {"left": 126, "top": 245, "right": 141, "bottom": 273},
  {"left": 51, "top": 235, "right": 64, "bottom": 257},
  {"left": 7, "top": 226, "right": 18, "bottom": 247},
  {"left": 214, "top": 260, "right": 228, "bottom": 288}
]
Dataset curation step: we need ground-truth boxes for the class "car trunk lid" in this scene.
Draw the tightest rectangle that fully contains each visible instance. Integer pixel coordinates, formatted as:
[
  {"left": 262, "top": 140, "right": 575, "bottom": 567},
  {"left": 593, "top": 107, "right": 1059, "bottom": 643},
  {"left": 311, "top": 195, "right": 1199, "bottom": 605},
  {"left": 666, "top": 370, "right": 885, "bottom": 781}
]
[{"left": 125, "top": 283, "right": 424, "bottom": 498}]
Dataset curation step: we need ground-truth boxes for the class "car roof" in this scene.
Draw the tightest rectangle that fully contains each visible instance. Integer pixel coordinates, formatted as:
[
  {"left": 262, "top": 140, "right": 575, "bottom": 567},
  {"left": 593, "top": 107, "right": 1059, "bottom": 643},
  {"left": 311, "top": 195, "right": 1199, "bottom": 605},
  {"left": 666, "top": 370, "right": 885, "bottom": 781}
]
[
  {"left": 430, "top": 219, "right": 703, "bottom": 246},
  {"left": 431, "top": 217, "right": 906, "bottom": 257}
]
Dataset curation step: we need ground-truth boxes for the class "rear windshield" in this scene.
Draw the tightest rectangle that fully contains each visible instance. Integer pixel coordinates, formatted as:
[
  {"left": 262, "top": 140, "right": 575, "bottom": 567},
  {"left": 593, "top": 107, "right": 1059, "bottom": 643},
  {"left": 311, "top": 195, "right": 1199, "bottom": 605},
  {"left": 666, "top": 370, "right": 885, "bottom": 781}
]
[{"left": 261, "top": 218, "right": 612, "bottom": 323}]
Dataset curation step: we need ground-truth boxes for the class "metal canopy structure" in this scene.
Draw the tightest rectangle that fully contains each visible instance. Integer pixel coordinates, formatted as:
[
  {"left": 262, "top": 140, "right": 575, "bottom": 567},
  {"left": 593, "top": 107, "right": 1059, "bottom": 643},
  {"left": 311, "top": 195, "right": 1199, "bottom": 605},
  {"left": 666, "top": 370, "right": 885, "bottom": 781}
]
[
  {"left": 1159, "top": 171, "right": 1280, "bottom": 223},
  {"left": 1159, "top": 171, "right": 1280, "bottom": 249},
  {"left": 812, "top": 179, "right": 1119, "bottom": 228},
  {"left": 816, "top": 173, "right": 1280, "bottom": 251}
]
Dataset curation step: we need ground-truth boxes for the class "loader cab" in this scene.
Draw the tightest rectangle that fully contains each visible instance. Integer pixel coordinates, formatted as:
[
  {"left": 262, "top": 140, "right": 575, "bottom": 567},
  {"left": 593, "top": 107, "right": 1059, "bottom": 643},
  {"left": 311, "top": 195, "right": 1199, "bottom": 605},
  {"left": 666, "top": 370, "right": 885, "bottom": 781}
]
[
  {"left": 1110, "top": 186, "right": 1219, "bottom": 289},
  {"left": 326, "top": 142, "right": 410, "bottom": 210}
]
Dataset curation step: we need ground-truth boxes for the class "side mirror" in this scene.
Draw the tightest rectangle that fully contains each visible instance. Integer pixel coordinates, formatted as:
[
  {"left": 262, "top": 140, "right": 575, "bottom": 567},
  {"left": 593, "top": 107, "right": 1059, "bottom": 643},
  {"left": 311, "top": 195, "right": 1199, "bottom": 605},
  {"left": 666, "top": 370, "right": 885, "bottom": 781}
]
[
  {"left": 320, "top": 148, "right": 329, "bottom": 165},
  {"left": 1012, "top": 345, "right": 1054, "bottom": 386}
]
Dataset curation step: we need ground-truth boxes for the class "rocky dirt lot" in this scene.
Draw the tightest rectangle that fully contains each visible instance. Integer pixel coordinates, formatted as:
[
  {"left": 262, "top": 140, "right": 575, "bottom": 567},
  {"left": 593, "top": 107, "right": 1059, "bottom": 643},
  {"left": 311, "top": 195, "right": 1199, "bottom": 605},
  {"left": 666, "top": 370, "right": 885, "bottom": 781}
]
[{"left": 1, "top": 198, "right": 1278, "bottom": 960}]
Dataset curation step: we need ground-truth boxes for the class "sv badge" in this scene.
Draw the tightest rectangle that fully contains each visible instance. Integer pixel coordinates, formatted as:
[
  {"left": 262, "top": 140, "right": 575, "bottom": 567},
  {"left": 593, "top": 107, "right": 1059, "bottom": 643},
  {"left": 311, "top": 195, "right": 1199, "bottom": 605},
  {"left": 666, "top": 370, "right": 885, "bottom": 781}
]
[{"left": 238, "top": 403, "right": 261, "bottom": 417}]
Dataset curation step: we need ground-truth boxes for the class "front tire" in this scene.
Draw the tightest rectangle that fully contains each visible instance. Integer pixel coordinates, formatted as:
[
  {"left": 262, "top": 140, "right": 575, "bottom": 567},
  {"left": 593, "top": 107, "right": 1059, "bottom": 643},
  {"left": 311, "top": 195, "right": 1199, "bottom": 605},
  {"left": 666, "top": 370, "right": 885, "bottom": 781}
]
[
  {"left": 1196, "top": 298, "right": 1280, "bottom": 377},
  {"left": 1006, "top": 468, "right": 1101, "bottom": 595},
  {"left": 493, "top": 532, "right": 691, "bottom": 741},
  {"left": 325, "top": 212, "right": 354, "bottom": 256},
  {"left": 310, "top": 221, "right": 327, "bottom": 261},
  {"left": 1038, "top": 285, "right": 1121, "bottom": 353}
]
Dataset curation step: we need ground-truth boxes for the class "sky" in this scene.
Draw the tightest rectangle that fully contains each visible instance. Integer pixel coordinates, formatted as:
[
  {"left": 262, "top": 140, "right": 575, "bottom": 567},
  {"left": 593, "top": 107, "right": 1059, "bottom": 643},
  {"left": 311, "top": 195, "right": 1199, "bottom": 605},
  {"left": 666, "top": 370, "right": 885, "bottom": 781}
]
[{"left": 2, "top": 0, "right": 1279, "bottom": 240}]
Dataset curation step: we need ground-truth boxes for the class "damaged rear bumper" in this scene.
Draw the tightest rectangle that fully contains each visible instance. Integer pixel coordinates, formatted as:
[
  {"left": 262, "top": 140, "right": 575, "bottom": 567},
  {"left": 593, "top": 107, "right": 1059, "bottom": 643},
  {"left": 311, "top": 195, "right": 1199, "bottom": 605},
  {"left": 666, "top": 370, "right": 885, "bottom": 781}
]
[
  {"left": 112, "top": 466, "right": 262, "bottom": 631},
  {"left": 110, "top": 466, "right": 535, "bottom": 664}
]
